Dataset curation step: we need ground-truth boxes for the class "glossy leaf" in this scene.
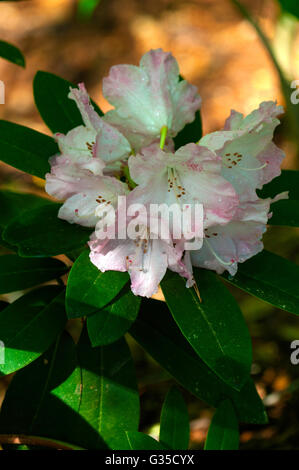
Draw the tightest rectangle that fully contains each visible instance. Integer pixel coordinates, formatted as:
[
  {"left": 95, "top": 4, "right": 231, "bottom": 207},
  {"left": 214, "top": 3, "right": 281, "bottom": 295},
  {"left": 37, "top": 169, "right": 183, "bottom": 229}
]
[
  {"left": 74, "top": 328, "right": 140, "bottom": 449},
  {"left": 66, "top": 249, "right": 129, "bottom": 319},
  {"left": 123, "top": 432, "right": 165, "bottom": 450},
  {"left": 161, "top": 269, "right": 252, "bottom": 390},
  {"left": 0, "top": 190, "right": 50, "bottom": 248},
  {"left": 174, "top": 110, "right": 202, "bottom": 149},
  {"left": 0, "top": 120, "right": 58, "bottom": 178},
  {"left": 159, "top": 386, "right": 190, "bottom": 450},
  {"left": 0, "top": 40, "right": 25, "bottom": 67},
  {"left": 222, "top": 250, "right": 299, "bottom": 315},
  {"left": 34, "top": 71, "right": 103, "bottom": 134},
  {"left": 0, "top": 286, "right": 66, "bottom": 375},
  {"left": 87, "top": 288, "right": 141, "bottom": 346},
  {"left": 3, "top": 203, "right": 92, "bottom": 257},
  {"left": 204, "top": 399, "right": 239, "bottom": 450},
  {"left": 0, "top": 332, "right": 87, "bottom": 446},
  {"left": 0, "top": 255, "right": 68, "bottom": 294},
  {"left": 129, "top": 298, "right": 267, "bottom": 424}
]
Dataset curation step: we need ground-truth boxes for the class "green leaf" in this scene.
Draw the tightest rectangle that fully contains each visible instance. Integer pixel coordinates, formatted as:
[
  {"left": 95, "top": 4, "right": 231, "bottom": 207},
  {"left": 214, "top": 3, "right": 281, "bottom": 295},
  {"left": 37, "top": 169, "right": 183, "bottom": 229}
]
[
  {"left": 0, "top": 255, "right": 68, "bottom": 294},
  {"left": 161, "top": 270, "right": 252, "bottom": 391},
  {"left": 222, "top": 250, "right": 299, "bottom": 315},
  {"left": 78, "top": 0, "right": 101, "bottom": 19},
  {"left": 34, "top": 71, "right": 103, "bottom": 134},
  {"left": 123, "top": 432, "right": 165, "bottom": 450},
  {"left": 277, "top": 0, "right": 299, "bottom": 19},
  {"left": 0, "top": 191, "right": 50, "bottom": 247},
  {"left": 258, "top": 170, "right": 299, "bottom": 227},
  {"left": 204, "top": 399, "right": 239, "bottom": 450},
  {"left": 74, "top": 328, "right": 140, "bottom": 449},
  {"left": 0, "top": 286, "right": 66, "bottom": 375},
  {"left": 0, "top": 40, "right": 25, "bottom": 67},
  {"left": 66, "top": 249, "right": 130, "bottom": 319},
  {"left": 174, "top": 110, "right": 202, "bottom": 150},
  {"left": 3, "top": 203, "right": 92, "bottom": 257},
  {"left": 0, "top": 332, "right": 87, "bottom": 446},
  {"left": 87, "top": 288, "right": 141, "bottom": 346},
  {"left": 159, "top": 386, "right": 190, "bottom": 450},
  {"left": 130, "top": 298, "right": 267, "bottom": 424},
  {"left": 0, "top": 120, "right": 58, "bottom": 178}
]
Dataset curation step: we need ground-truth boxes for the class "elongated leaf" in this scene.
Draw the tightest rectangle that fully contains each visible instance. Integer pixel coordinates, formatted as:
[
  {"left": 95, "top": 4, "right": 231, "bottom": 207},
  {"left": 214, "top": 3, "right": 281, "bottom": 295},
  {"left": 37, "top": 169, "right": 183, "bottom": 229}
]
[
  {"left": 34, "top": 71, "right": 103, "bottom": 134},
  {"left": 258, "top": 170, "right": 299, "bottom": 227},
  {"left": 0, "top": 191, "right": 50, "bottom": 230},
  {"left": 174, "top": 110, "right": 202, "bottom": 149},
  {"left": 121, "top": 432, "right": 165, "bottom": 450},
  {"left": 0, "top": 191, "right": 50, "bottom": 249},
  {"left": 73, "top": 328, "right": 140, "bottom": 449},
  {"left": 129, "top": 298, "right": 267, "bottom": 424},
  {"left": 87, "top": 288, "right": 141, "bottom": 346},
  {"left": 0, "top": 286, "right": 66, "bottom": 375},
  {"left": 0, "top": 120, "right": 58, "bottom": 178},
  {"left": 0, "top": 332, "right": 89, "bottom": 447},
  {"left": 161, "top": 270, "right": 252, "bottom": 390},
  {"left": 204, "top": 399, "right": 239, "bottom": 450},
  {"left": 3, "top": 204, "right": 92, "bottom": 257},
  {"left": 159, "top": 386, "right": 190, "bottom": 450},
  {"left": 0, "top": 255, "right": 67, "bottom": 294},
  {"left": 0, "top": 40, "right": 25, "bottom": 67},
  {"left": 66, "top": 249, "right": 129, "bottom": 318},
  {"left": 222, "top": 250, "right": 299, "bottom": 315}
]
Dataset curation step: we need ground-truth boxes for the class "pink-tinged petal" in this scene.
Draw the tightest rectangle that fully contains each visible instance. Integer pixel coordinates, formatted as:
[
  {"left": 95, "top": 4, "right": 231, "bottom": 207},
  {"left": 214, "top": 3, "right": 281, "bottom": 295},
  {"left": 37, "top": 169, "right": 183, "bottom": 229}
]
[
  {"left": 129, "top": 239, "right": 170, "bottom": 297},
  {"left": 191, "top": 197, "right": 271, "bottom": 275},
  {"left": 55, "top": 126, "right": 97, "bottom": 161},
  {"left": 129, "top": 143, "right": 238, "bottom": 231},
  {"left": 256, "top": 142, "right": 285, "bottom": 186},
  {"left": 89, "top": 237, "right": 132, "bottom": 272},
  {"left": 93, "top": 119, "right": 131, "bottom": 164},
  {"left": 69, "top": 83, "right": 102, "bottom": 129},
  {"left": 103, "top": 49, "right": 201, "bottom": 150},
  {"left": 199, "top": 101, "right": 285, "bottom": 199},
  {"left": 58, "top": 190, "right": 100, "bottom": 227}
]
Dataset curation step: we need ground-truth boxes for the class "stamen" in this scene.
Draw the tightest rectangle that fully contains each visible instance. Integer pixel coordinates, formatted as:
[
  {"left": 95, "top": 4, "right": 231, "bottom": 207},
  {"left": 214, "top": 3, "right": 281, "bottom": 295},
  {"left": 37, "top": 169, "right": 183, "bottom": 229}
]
[
  {"left": 205, "top": 239, "right": 234, "bottom": 266},
  {"left": 238, "top": 162, "right": 268, "bottom": 171}
]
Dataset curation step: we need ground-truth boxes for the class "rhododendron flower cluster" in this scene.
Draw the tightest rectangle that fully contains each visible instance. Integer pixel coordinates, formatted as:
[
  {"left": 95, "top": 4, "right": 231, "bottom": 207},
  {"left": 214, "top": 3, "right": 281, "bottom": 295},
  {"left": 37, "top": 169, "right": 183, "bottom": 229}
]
[{"left": 46, "top": 48, "right": 286, "bottom": 298}]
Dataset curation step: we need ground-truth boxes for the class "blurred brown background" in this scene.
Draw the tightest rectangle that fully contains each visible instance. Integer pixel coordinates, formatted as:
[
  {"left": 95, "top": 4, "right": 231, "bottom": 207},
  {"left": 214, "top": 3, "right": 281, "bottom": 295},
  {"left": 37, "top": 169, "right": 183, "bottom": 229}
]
[{"left": 0, "top": 0, "right": 299, "bottom": 449}]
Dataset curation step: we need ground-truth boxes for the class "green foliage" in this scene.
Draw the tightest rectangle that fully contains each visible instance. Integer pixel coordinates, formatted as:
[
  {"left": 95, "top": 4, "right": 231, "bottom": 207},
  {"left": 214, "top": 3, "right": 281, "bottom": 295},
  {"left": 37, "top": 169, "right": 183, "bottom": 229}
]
[
  {"left": 0, "top": 286, "right": 66, "bottom": 376},
  {"left": 222, "top": 250, "right": 299, "bottom": 315},
  {"left": 162, "top": 269, "right": 252, "bottom": 390},
  {"left": 0, "top": 40, "right": 25, "bottom": 67},
  {"left": 0, "top": 120, "right": 58, "bottom": 178},
  {"left": 204, "top": 399, "right": 239, "bottom": 450},
  {"left": 3, "top": 203, "right": 92, "bottom": 257},
  {"left": 0, "top": 191, "right": 50, "bottom": 246},
  {"left": 159, "top": 386, "right": 190, "bottom": 449},
  {"left": 34, "top": 71, "right": 103, "bottom": 134},
  {"left": 0, "top": 255, "right": 67, "bottom": 294},
  {"left": 130, "top": 298, "right": 267, "bottom": 424},
  {"left": 0, "top": 63, "right": 298, "bottom": 450},
  {"left": 77, "top": 0, "right": 101, "bottom": 19},
  {"left": 0, "top": 329, "right": 139, "bottom": 449},
  {"left": 277, "top": 0, "right": 299, "bottom": 19}
]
